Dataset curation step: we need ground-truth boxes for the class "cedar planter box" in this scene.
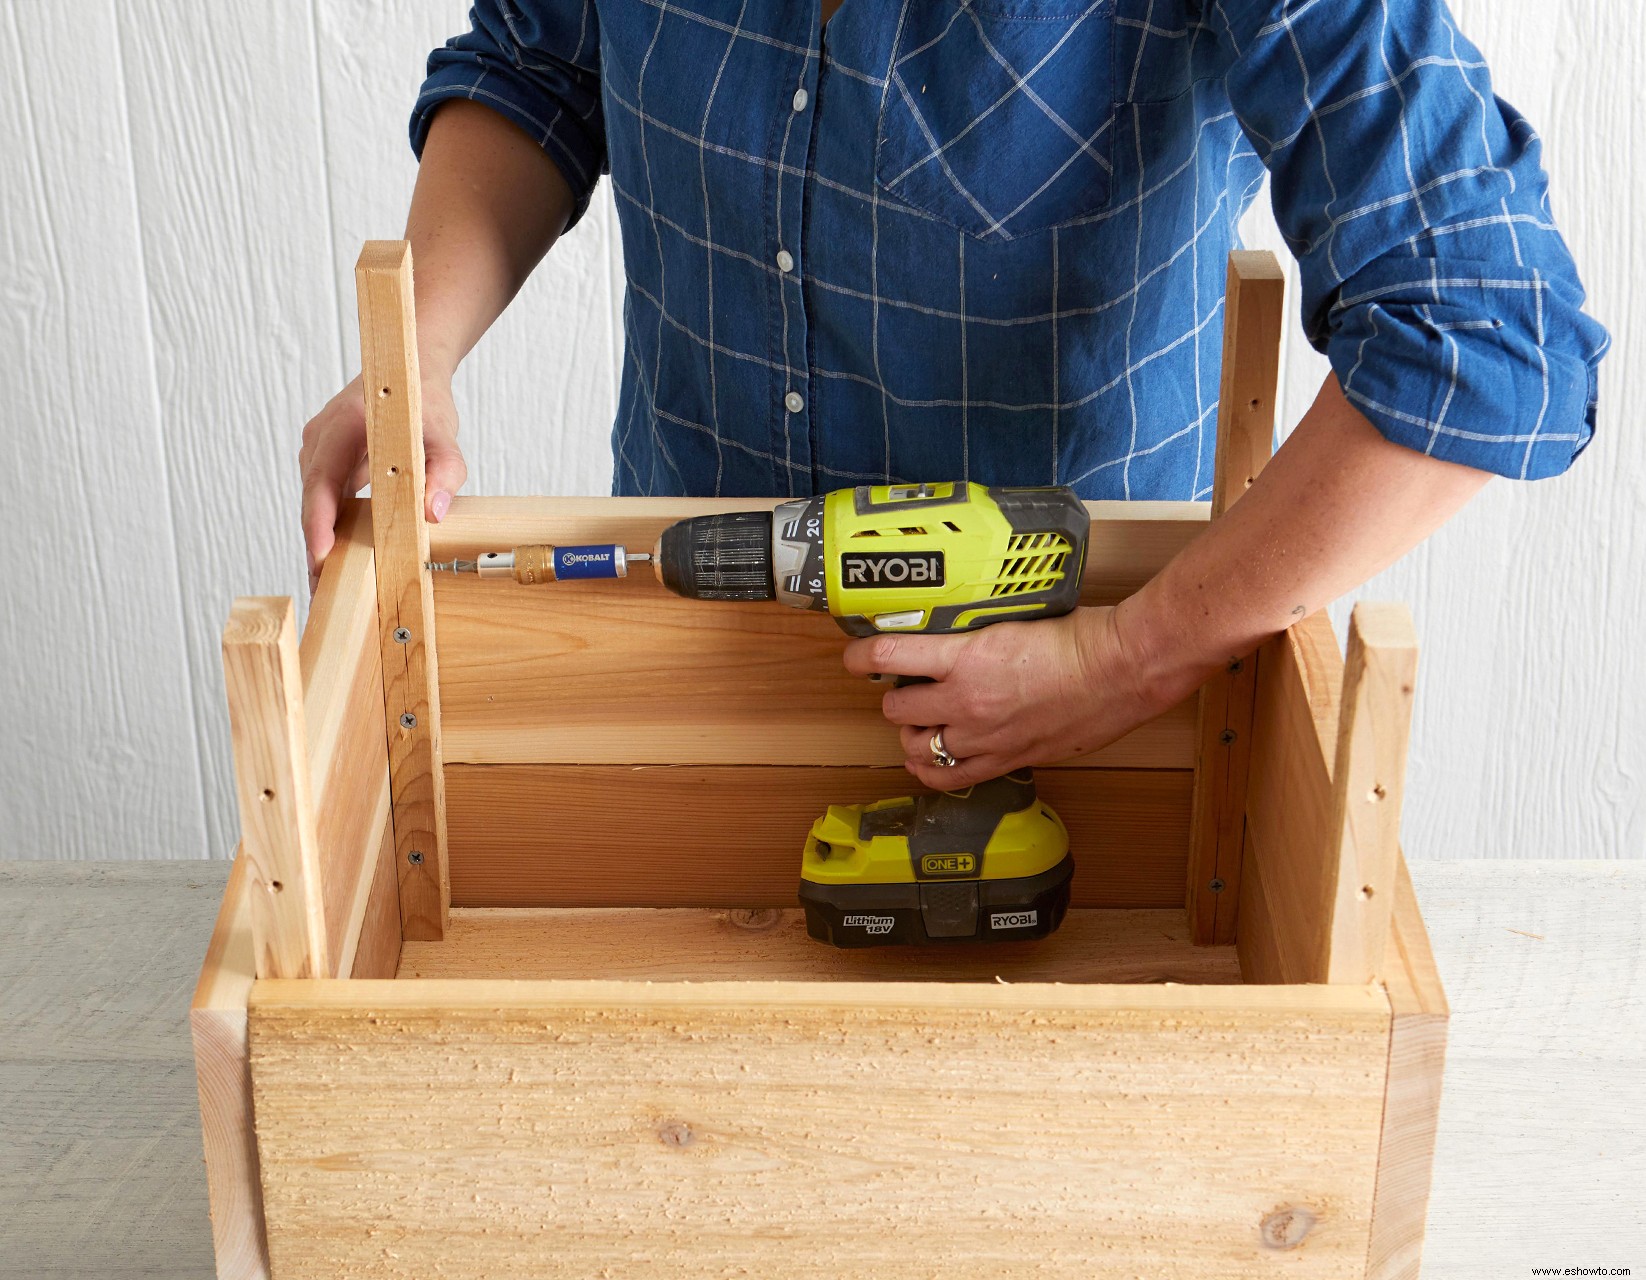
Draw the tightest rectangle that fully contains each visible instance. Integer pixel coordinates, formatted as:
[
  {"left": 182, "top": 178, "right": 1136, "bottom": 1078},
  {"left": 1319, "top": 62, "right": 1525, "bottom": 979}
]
[{"left": 191, "top": 246, "right": 1446, "bottom": 1279}]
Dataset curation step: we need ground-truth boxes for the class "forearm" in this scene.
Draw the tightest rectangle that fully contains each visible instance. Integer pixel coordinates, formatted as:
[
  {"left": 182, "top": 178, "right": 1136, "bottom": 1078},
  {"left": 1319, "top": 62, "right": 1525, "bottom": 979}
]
[
  {"left": 404, "top": 99, "right": 576, "bottom": 381},
  {"left": 1117, "top": 374, "right": 1491, "bottom": 700}
]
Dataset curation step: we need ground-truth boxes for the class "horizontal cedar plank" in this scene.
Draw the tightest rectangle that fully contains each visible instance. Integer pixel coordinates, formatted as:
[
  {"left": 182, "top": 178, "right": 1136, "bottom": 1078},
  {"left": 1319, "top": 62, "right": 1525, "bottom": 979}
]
[
  {"left": 398, "top": 906, "right": 1241, "bottom": 985},
  {"left": 253, "top": 976, "right": 1387, "bottom": 1016},
  {"left": 431, "top": 496, "right": 1203, "bottom": 768},
  {"left": 445, "top": 764, "right": 1191, "bottom": 909},
  {"left": 433, "top": 573, "right": 1195, "bottom": 767},
  {"left": 249, "top": 978, "right": 1387, "bottom": 1279},
  {"left": 427, "top": 495, "right": 1208, "bottom": 603}
]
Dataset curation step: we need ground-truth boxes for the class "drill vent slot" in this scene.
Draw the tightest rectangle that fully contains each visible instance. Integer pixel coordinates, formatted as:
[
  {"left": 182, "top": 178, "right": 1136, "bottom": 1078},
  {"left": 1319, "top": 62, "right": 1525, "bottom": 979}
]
[
  {"left": 989, "top": 532, "right": 1071, "bottom": 598},
  {"left": 851, "top": 526, "right": 930, "bottom": 538}
]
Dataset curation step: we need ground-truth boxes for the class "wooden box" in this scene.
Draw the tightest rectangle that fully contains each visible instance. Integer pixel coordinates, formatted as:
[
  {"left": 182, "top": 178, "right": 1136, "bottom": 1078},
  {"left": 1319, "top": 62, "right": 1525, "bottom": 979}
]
[{"left": 191, "top": 246, "right": 1446, "bottom": 1279}]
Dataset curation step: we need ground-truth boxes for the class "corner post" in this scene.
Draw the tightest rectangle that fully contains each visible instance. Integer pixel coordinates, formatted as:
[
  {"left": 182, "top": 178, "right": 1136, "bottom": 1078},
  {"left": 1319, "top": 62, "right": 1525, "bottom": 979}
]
[
  {"left": 1322, "top": 603, "right": 1419, "bottom": 984},
  {"left": 356, "top": 240, "right": 449, "bottom": 941},
  {"left": 1186, "top": 251, "right": 1286, "bottom": 944},
  {"left": 222, "top": 597, "right": 329, "bottom": 979}
]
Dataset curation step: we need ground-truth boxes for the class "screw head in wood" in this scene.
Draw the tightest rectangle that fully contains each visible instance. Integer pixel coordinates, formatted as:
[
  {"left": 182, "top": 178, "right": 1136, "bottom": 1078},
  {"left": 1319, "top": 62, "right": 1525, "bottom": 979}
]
[
  {"left": 393, "top": 627, "right": 411, "bottom": 644},
  {"left": 400, "top": 712, "right": 417, "bottom": 729},
  {"left": 1219, "top": 728, "right": 1237, "bottom": 745},
  {"left": 1227, "top": 657, "right": 1243, "bottom": 674},
  {"left": 1209, "top": 878, "right": 1226, "bottom": 893},
  {"left": 408, "top": 850, "right": 424, "bottom": 865}
]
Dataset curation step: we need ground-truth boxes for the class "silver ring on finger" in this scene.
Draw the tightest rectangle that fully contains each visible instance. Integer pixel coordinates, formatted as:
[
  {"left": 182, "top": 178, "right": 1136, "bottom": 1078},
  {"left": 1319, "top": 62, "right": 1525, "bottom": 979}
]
[{"left": 929, "top": 727, "right": 958, "bottom": 768}]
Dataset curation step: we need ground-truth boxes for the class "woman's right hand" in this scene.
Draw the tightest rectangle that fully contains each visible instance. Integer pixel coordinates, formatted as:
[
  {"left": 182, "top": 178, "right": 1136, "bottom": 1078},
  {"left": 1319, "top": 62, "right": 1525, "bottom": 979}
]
[{"left": 299, "top": 373, "right": 467, "bottom": 589}]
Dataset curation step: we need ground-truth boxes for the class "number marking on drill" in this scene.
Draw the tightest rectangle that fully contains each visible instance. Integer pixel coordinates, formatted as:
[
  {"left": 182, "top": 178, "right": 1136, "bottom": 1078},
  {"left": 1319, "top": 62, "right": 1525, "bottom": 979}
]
[{"left": 840, "top": 552, "right": 945, "bottom": 588}]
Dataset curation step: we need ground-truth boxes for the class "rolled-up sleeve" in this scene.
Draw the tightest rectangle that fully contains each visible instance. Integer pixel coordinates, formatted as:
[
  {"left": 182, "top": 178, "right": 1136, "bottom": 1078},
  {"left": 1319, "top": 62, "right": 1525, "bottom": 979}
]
[
  {"left": 412, "top": 0, "right": 606, "bottom": 229},
  {"left": 1212, "top": 0, "right": 1609, "bottom": 479}
]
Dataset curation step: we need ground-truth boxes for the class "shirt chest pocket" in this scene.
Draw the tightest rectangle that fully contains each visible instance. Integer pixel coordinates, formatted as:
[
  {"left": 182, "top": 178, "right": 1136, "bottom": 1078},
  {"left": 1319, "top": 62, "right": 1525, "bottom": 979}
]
[{"left": 874, "top": 0, "right": 1119, "bottom": 241}]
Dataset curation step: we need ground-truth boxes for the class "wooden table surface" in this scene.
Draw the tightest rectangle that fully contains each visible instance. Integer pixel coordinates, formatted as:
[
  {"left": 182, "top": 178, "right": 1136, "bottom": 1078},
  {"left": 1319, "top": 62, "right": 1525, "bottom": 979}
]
[{"left": 1, "top": 860, "right": 1641, "bottom": 1279}]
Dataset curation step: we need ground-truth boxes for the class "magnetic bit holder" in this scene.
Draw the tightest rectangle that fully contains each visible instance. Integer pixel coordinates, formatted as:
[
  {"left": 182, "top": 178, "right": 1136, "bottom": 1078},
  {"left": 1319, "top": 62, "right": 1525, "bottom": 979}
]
[{"left": 426, "top": 544, "right": 651, "bottom": 584}]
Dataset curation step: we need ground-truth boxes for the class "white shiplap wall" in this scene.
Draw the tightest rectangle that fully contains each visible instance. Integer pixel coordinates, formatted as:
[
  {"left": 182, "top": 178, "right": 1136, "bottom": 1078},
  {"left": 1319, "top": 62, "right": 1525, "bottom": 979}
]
[{"left": 2, "top": 1, "right": 1639, "bottom": 861}]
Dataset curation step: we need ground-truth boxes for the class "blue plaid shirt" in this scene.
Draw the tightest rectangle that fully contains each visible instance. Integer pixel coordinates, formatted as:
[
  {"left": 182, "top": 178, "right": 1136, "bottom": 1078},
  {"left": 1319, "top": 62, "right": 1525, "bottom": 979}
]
[{"left": 413, "top": 0, "right": 1608, "bottom": 499}]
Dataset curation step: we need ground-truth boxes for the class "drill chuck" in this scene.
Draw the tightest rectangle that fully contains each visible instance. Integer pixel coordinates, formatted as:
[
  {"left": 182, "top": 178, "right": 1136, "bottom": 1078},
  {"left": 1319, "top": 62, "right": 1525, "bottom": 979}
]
[{"left": 655, "top": 510, "right": 777, "bottom": 601}]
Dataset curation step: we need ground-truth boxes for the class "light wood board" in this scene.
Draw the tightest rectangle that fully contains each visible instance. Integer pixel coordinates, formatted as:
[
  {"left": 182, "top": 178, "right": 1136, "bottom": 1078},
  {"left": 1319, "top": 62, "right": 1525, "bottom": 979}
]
[
  {"left": 1366, "top": 858, "right": 1448, "bottom": 1280},
  {"left": 444, "top": 763, "right": 1192, "bottom": 908},
  {"left": 432, "top": 572, "right": 1196, "bottom": 767},
  {"left": 398, "top": 906, "right": 1241, "bottom": 985},
  {"left": 221, "top": 598, "right": 329, "bottom": 979},
  {"left": 357, "top": 239, "right": 449, "bottom": 941},
  {"left": 427, "top": 495, "right": 1208, "bottom": 602},
  {"left": 1186, "top": 250, "right": 1284, "bottom": 945},
  {"left": 298, "top": 500, "right": 394, "bottom": 981},
  {"left": 187, "top": 855, "right": 270, "bottom": 1279},
  {"left": 1239, "top": 612, "right": 1342, "bottom": 984},
  {"left": 6, "top": 861, "right": 1642, "bottom": 1279},
  {"left": 429, "top": 495, "right": 1205, "bottom": 771},
  {"left": 248, "top": 979, "right": 1388, "bottom": 1279},
  {"left": 1324, "top": 605, "right": 1418, "bottom": 985}
]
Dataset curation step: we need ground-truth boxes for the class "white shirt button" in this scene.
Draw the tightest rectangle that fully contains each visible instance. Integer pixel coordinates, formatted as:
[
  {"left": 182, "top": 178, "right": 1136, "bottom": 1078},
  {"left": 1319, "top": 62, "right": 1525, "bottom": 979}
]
[
  {"left": 784, "top": 391, "right": 805, "bottom": 414},
  {"left": 776, "top": 249, "right": 795, "bottom": 273},
  {"left": 792, "top": 88, "right": 809, "bottom": 112}
]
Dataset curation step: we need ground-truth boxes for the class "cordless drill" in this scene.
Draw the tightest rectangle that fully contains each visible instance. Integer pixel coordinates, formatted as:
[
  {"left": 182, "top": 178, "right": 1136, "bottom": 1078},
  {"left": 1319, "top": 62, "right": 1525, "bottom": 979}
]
[
  {"left": 650, "top": 481, "right": 1087, "bottom": 636},
  {"left": 430, "top": 481, "right": 1088, "bottom": 946}
]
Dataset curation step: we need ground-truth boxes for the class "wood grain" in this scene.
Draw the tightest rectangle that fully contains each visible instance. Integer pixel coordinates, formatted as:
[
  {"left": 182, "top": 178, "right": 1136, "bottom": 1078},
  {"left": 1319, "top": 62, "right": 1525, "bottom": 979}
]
[
  {"left": 221, "top": 598, "right": 329, "bottom": 979},
  {"left": 1186, "top": 250, "right": 1285, "bottom": 945},
  {"left": 1324, "top": 605, "right": 1419, "bottom": 985},
  {"left": 432, "top": 571, "right": 1197, "bottom": 768},
  {"left": 195, "top": 525, "right": 394, "bottom": 1277},
  {"left": 188, "top": 854, "right": 271, "bottom": 1280},
  {"left": 249, "top": 979, "right": 1388, "bottom": 1280},
  {"left": 1239, "top": 612, "right": 1342, "bottom": 985},
  {"left": 444, "top": 764, "right": 1192, "bottom": 908},
  {"left": 399, "top": 906, "right": 1241, "bottom": 985},
  {"left": 428, "top": 496, "right": 1208, "bottom": 599},
  {"left": 298, "top": 500, "right": 394, "bottom": 979},
  {"left": 17, "top": 860, "right": 1644, "bottom": 1280},
  {"left": 1366, "top": 856, "right": 1448, "bottom": 1280},
  {"left": 347, "top": 815, "right": 403, "bottom": 981},
  {"left": 357, "top": 240, "right": 450, "bottom": 941}
]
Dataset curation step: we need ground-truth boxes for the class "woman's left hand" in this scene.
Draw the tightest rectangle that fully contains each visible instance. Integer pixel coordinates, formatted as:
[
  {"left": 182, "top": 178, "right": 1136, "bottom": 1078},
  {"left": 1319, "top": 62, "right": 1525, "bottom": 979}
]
[{"left": 840, "top": 605, "right": 1185, "bottom": 790}]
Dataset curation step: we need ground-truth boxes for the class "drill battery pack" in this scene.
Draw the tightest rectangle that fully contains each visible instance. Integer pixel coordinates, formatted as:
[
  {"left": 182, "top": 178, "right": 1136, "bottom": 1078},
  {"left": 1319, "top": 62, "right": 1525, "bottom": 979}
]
[{"left": 798, "top": 772, "right": 1073, "bottom": 948}]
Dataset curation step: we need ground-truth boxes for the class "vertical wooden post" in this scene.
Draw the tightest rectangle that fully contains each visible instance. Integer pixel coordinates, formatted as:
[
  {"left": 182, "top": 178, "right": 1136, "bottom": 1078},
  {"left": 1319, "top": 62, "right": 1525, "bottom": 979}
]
[
  {"left": 1322, "top": 602, "right": 1419, "bottom": 984},
  {"left": 1186, "top": 251, "right": 1285, "bottom": 945},
  {"left": 357, "top": 240, "right": 449, "bottom": 941},
  {"left": 222, "top": 596, "right": 329, "bottom": 979}
]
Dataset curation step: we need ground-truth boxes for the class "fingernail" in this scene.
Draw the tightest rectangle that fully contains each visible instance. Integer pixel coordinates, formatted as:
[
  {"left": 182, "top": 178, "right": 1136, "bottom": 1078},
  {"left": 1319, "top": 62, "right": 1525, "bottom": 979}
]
[{"left": 431, "top": 490, "right": 451, "bottom": 522}]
